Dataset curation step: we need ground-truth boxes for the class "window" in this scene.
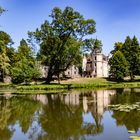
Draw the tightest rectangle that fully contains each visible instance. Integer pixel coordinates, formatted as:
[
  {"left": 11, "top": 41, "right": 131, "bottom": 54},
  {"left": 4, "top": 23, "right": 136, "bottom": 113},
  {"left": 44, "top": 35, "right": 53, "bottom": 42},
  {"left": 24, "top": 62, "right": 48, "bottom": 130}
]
[
  {"left": 68, "top": 72, "right": 70, "bottom": 75},
  {"left": 95, "top": 56, "right": 96, "bottom": 60},
  {"left": 74, "top": 71, "right": 76, "bottom": 74}
]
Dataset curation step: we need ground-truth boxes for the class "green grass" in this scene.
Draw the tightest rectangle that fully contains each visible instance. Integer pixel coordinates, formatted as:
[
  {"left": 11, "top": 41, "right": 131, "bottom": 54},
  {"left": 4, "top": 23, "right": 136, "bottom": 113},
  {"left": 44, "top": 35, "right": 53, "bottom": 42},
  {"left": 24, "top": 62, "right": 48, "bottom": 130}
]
[
  {"left": 1, "top": 78, "right": 140, "bottom": 93},
  {"left": 16, "top": 78, "right": 140, "bottom": 91}
]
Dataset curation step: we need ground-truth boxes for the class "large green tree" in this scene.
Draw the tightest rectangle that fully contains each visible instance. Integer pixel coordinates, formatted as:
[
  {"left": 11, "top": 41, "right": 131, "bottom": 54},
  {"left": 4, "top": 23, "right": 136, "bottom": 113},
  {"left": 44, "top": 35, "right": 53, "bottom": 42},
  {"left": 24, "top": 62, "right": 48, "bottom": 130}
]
[
  {"left": 109, "top": 50, "right": 129, "bottom": 81},
  {"left": 0, "top": 43, "right": 10, "bottom": 82},
  {"left": 11, "top": 39, "right": 41, "bottom": 84},
  {"left": 0, "top": 31, "right": 12, "bottom": 82},
  {"left": 109, "top": 36, "right": 140, "bottom": 81},
  {"left": 29, "top": 6, "right": 96, "bottom": 83},
  {"left": 122, "top": 36, "right": 140, "bottom": 80}
]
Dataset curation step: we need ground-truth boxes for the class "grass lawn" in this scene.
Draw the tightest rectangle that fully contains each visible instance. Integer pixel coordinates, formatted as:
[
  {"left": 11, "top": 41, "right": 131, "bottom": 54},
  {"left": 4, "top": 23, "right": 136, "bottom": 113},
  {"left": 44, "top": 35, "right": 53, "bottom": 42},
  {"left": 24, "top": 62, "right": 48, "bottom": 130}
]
[
  {"left": 15, "top": 77, "right": 140, "bottom": 92},
  {"left": 1, "top": 77, "right": 140, "bottom": 93}
]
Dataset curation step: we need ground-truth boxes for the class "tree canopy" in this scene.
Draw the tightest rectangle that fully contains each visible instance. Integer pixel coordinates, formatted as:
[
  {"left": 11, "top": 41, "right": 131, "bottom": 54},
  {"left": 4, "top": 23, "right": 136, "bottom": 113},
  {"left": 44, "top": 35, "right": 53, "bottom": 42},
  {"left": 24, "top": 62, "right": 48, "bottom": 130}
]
[
  {"left": 109, "top": 50, "right": 128, "bottom": 81},
  {"left": 109, "top": 36, "right": 140, "bottom": 81},
  {"left": 0, "top": 6, "right": 5, "bottom": 16},
  {"left": 83, "top": 38, "right": 102, "bottom": 53},
  {"left": 29, "top": 6, "right": 96, "bottom": 83},
  {"left": 11, "top": 39, "right": 41, "bottom": 84},
  {"left": 0, "top": 31, "right": 12, "bottom": 82}
]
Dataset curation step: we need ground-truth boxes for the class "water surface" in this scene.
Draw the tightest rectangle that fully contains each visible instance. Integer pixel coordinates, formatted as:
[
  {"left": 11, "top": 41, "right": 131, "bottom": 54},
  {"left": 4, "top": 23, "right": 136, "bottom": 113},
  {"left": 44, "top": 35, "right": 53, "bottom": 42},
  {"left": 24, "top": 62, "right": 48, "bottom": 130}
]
[{"left": 0, "top": 88, "right": 140, "bottom": 140}]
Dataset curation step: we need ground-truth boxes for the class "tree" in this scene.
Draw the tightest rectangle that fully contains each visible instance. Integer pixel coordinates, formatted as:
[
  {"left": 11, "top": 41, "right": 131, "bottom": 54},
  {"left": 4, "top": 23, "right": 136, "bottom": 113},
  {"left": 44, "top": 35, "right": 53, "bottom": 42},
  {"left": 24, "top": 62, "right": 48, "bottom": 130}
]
[
  {"left": 0, "top": 31, "right": 12, "bottom": 82},
  {"left": 29, "top": 6, "right": 96, "bottom": 83},
  {"left": 0, "top": 31, "right": 12, "bottom": 46},
  {"left": 11, "top": 39, "right": 41, "bottom": 84},
  {"left": 83, "top": 38, "right": 102, "bottom": 53},
  {"left": 0, "top": 6, "right": 5, "bottom": 16},
  {"left": 109, "top": 50, "right": 129, "bottom": 81},
  {"left": 122, "top": 36, "right": 140, "bottom": 80},
  {"left": 110, "top": 42, "right": 123, "bottom": 54},
  {"left": 0, "top": 43, "right": 10, "bottom": 82}
]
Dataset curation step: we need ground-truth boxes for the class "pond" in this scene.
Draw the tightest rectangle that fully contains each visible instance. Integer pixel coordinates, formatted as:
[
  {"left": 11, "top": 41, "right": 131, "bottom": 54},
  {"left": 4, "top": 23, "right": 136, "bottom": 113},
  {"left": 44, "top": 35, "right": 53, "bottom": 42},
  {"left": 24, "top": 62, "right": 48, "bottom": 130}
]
[{"left": 0, "top": 88, "right": 140, "bottom": 140}]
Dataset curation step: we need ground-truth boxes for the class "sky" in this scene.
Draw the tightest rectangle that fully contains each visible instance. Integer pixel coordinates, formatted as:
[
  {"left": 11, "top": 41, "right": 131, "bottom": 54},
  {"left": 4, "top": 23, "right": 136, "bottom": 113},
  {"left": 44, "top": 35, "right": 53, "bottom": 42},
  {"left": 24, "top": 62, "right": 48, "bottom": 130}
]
[{"left": 0, "top": 0, "right": 140, "bottom": 54}]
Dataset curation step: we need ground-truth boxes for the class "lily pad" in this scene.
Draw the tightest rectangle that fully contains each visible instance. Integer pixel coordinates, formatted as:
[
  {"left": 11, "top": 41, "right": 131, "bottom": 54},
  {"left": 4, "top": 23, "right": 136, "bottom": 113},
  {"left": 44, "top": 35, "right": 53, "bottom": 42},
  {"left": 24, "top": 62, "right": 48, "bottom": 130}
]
[
  {"left": 129, "top": 135, "right": 140, "bottom": 140},
  {"left": 128, "top": 130, "right": 135, "bottom": 133},
  {"left": 108, "top": 103, "right": 140, "bottom": 112}
]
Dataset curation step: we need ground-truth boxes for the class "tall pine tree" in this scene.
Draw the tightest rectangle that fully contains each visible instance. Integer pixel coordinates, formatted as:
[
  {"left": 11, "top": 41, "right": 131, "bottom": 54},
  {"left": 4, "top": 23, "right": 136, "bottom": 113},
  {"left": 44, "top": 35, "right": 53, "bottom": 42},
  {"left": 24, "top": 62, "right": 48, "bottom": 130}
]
[
  {"left": 122, "top": 36, "right": 140, "bottom": 80},
  {"left": 109, "top": 50, "right": 129, "bottom": 81}
]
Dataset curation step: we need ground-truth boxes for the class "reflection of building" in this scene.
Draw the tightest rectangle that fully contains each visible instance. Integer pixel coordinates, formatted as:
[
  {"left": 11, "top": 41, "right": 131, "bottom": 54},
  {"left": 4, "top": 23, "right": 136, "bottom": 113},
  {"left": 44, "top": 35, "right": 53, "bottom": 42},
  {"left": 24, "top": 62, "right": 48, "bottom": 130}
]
[
  {"left": 82, "top": 49, "right": 109, "bottom": 77},
  {"left": 82, "top": 90, "right": 116, "bottom": 114},
  {"left": 32, "top": 95, "right": 48, "bottom": 105},
  {"left": 31, "top": 90, "right": 116, "bottom": 132},
  {"left": 34, "top": 90, "right": 116, "bottom": 117},
  {"left": 82, "top": 90, "right": 116, "bottom": 125}
]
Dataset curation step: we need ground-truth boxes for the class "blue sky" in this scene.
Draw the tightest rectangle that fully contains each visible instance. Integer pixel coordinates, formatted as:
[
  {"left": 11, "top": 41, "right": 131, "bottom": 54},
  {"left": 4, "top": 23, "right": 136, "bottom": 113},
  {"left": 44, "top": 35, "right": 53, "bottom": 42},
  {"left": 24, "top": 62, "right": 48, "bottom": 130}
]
[{"left": 0, "top": 0, "right": 140, "bottom": 54}]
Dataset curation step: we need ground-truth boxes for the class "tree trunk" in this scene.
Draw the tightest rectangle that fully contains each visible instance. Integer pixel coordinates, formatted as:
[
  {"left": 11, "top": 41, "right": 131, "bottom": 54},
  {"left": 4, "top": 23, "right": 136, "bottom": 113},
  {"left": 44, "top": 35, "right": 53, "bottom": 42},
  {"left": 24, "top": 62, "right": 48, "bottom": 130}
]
[
  {"left": 57, "top": 73, "right": 60, "bottom": 84},
  {"left": 130, "top": 72, "right": 134, "bottom": 81},
  {"left": 46, "top": 69, "right": 53, "bottom": 84}
]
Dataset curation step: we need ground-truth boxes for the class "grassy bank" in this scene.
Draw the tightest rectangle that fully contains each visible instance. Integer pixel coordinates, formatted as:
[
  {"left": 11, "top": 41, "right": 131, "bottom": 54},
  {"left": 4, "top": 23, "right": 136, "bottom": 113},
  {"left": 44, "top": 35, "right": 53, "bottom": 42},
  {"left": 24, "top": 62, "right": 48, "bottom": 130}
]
[
  {"left": 1, "top": 78, "right": 140, "bottom": 93},
  {"left": 16, "top": 78, "right": 140, "bottom": 91}
]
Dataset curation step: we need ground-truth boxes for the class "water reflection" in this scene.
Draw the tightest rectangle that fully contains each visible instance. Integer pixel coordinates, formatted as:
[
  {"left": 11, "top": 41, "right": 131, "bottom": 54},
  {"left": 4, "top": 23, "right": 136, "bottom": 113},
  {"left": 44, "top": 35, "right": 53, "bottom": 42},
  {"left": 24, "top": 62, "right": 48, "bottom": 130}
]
[
  {"left": 1, "top": 89, "right": 140, "bottom": 140},
  {"left": 110, "top": 88, "right": 140, "bottom": 132},
  {"left": 0, "top": 95, "right": 41, "bottom": 140}
]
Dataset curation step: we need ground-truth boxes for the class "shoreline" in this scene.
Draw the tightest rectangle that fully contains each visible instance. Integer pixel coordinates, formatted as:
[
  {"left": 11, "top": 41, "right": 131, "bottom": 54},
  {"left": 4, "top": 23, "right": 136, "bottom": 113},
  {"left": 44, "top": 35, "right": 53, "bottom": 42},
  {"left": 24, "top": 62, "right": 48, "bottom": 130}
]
[{"left": 1, "top": 78, "right": 140, "bottom": 93}]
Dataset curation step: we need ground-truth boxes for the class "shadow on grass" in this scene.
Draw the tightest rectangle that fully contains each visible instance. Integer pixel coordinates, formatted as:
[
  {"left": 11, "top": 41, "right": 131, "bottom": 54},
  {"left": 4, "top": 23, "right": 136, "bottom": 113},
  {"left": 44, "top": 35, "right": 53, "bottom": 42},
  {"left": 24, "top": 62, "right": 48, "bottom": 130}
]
[{"left": 105, "top": 77, "right": 140, "bottom": 83}]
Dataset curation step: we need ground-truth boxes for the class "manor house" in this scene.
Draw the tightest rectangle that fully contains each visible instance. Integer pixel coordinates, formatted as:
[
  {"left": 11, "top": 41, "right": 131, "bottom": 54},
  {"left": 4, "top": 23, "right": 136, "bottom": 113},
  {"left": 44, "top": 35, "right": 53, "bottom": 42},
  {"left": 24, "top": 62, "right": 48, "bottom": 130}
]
[
  {"left": 82, "top": 48, "right": 109, "bottom": 78},
  {"left": 40, "top": 48, "right": 109, "bottom": 79}
]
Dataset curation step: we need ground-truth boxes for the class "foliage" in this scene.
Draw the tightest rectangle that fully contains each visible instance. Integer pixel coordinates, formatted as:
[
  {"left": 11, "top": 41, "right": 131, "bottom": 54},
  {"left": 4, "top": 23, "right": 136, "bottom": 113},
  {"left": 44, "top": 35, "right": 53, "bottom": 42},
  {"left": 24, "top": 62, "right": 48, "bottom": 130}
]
[
  {"left": 29, "top": 6, "right": 96, "bottom": 83},
  {"left": 110, "top": 90, "right": 140, "bottom": 132},
  {"left": 0, "top": 31, "right": 12, "bottom": 81},
  {"left": 0, "top": 95, "right": 41, "bottom": 139},
  {"left": 11, "top": 39, "right": 41, "bottom": 84},
  {"left": 109, "top": 36, "right": 140, "bottom": 81},
  {"left": 110, "top": 42, "right": 123, "bottom": 54},
  {"left": 122, "top": 36, "right": 140, "bottom": 80},
  {"left": 83, "top": 38, "right": 102, "bottom": 53},
  {"left": 11, "top": 58, "right": 40, "bottom": 84},
  {"left": 0, "top": 6, "right": 5, "bottom": 16},
  {"left": 109, "top": 50, "right": 129, "bottom": 81}
]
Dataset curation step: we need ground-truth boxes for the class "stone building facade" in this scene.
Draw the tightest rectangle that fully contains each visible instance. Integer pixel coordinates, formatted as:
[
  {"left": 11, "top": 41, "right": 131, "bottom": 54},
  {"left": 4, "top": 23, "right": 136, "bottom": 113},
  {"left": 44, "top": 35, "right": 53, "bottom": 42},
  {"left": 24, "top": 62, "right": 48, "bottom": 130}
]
[
  {"left": 82, "top": 49, "right": 109, "bottom": 77},
  {"left": 64, "top": 65, "right": 80, "bottom": 78},
  {"left": 40, "top": 48, "right": 109, "bottom": 79},
  {"left": 40, "top": 65, "right": 80, "bottom": 79}
]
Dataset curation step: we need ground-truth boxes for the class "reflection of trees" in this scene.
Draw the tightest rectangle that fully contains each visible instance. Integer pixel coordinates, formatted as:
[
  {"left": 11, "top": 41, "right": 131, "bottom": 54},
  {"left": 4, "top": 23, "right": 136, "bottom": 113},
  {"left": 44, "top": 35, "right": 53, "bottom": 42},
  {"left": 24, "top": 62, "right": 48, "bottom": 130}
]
[
  {"left": 0, "top": 98, "right": 13, "bottom": 140},
  {"left": 110, "top": 89, "right": 140, "bottom": 132},
  {"left": 90, "top": 112, "right": 103, "bottom": 135},
  {"left": 39, "top": 94, "right": 83, "bottom": 140},
  {"left": 112, "top": 110, "right": 140, "bottom": 132},
  {"left": 111, "top": 88, "right": 140, "bottom": 105},
  {"left": 0, "top": 96, "right": 41, "bottom": 140},
  {"left": 39, "top": 93, "right": 104, "bottom": 140}
]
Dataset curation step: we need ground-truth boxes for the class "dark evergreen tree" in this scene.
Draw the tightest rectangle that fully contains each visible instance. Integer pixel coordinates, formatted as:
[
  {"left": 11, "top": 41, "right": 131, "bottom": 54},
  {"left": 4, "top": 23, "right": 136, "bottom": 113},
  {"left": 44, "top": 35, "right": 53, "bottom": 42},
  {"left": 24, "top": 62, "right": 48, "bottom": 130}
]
[
  {"left": 11, "top": 39, "right": 41, "bottom": 84},
  {"left": 122, "top": 36, "right": 140, "bottom": 80},
  {"left": 109, "top": 50, "right": 129, "bottom": 81}
]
